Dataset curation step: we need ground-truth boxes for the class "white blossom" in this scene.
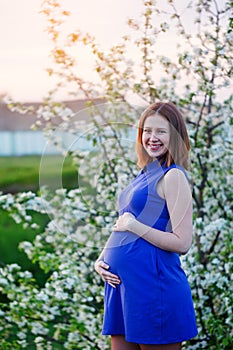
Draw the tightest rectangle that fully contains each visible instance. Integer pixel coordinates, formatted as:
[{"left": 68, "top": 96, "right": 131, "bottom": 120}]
[{"left": 31, "top": 322, "right": 49, "bottom": 335}]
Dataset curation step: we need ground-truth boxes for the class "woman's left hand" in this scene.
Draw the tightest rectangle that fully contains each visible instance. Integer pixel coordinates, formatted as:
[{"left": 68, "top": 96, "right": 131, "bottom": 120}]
[{"left": 112, "top": 212, "right": 136, "bottom": 232}]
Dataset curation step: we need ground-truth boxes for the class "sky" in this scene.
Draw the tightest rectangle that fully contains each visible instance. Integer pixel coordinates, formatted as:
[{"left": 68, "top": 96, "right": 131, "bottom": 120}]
[
  {"left": 0, "top": 0, "right": 228, "bottom": 103},
  {"left": 0, "top": 0, "right": 140, "bottom": 101},
  {"left": 0, "top": 0, "right": 182, "bottom": 102}
]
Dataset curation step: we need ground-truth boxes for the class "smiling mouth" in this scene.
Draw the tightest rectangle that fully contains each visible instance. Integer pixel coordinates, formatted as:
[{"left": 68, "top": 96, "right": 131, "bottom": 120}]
[{"left": 148, "top": 143, "right": 163, "bottom": 151}]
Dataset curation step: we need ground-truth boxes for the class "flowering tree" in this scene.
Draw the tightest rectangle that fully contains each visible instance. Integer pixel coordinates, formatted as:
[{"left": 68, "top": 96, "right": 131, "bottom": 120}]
[{"left": 0, "top": 0, "right": 232, "bottom": 349}]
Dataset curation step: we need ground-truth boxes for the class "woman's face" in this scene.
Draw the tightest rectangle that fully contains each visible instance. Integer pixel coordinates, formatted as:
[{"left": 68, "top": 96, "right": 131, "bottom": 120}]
[{"left": 142, "top": 114, "right": 170, "bottom": 160}]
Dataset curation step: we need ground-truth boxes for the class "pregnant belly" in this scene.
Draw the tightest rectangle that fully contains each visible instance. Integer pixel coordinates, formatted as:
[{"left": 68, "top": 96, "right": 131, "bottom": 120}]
[
  {"left": 103, "top": 231, "right": 159, "bottom": 276},
  {"left": 103, "top": 231, "right": 141, "bottom": 273},
  {"left": 103, "top": 232, "right": 182, "bottom": 279},
  {"left": 105, "top": 230, "right": 139, "bottom": 249}
]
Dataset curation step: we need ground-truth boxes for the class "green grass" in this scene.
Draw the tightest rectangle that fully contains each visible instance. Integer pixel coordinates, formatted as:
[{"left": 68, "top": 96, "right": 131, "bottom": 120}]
[
  {"left": 0, "top": 155, "right": 79, "bottom": 286},
  {"left": 0, "top": 209, "right": 48, "bottom": 285},
  {"left": 0, "top": 155, "right": 78, "bottom": 193}
]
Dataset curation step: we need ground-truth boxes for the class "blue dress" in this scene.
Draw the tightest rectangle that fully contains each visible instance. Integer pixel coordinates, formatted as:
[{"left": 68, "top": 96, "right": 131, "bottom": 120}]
[{"left": 102, "top": 159, "right": 198, "bottom": 345}]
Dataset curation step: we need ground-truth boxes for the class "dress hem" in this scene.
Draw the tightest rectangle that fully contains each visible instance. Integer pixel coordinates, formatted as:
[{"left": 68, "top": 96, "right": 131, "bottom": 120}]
[{"left": 102, "top": 330, "right": 198, "bottom": 345}]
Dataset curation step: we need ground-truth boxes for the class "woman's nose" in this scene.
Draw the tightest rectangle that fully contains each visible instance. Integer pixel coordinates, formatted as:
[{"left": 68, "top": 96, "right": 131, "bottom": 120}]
[{"left": 150, "top": 132, "right": 159, "bottom": 140}]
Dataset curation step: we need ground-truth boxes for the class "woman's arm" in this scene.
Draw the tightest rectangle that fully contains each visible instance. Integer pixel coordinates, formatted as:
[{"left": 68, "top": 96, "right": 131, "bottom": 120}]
[{"left": 113, "top": 168, "right": 193, "bottom": 255}]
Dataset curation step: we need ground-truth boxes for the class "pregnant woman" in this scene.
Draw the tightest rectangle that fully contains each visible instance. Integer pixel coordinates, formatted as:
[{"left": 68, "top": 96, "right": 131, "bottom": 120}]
[{"left": 95, "top": 101, "right": 198, "bottom": 350}]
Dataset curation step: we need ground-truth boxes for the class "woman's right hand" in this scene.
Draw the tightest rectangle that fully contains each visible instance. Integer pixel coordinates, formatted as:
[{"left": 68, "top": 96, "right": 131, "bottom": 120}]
[{"left": 94, "top": 260, "right": 121, "bottom": 288}]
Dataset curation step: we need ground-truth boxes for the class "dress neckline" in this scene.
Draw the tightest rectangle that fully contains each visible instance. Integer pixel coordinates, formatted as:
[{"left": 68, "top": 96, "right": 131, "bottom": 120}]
[{"left": 141, "top": 158, "right": 164, "bottom": 173}]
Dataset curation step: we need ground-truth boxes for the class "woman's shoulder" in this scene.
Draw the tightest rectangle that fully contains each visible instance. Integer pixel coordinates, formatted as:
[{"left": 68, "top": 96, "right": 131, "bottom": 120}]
[
  {"left": 163, "top": 164, "right": 189, "bottom": 182},
  {"left": 163, "top": 166, "right": 191, "bottom": 197}
]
